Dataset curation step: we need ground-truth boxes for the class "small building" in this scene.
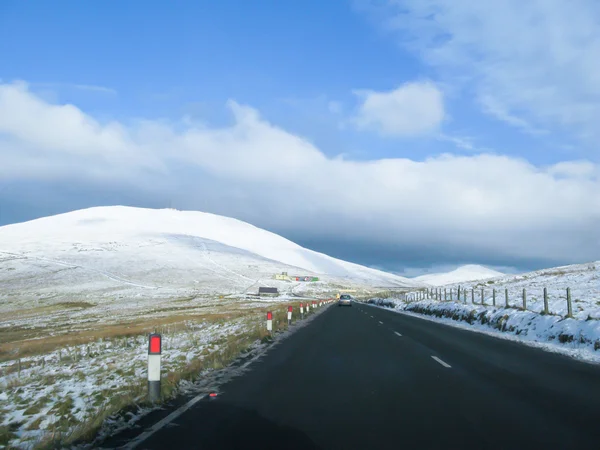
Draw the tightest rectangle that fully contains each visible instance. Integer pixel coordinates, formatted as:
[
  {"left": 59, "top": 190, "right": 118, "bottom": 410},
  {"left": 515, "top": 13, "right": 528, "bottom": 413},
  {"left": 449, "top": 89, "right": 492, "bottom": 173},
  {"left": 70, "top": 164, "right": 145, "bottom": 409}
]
[
  {"left": 258, "top": 287, "right": 279, "bottom": 296},
  {"left": 274, "top": 272, "right": 290, "bottom": 281}
]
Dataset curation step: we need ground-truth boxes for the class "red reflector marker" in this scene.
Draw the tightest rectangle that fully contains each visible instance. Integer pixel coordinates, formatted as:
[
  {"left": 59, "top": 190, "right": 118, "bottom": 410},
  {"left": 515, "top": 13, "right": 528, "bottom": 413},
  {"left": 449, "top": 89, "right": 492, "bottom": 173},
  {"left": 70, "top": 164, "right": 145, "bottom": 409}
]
[
  {"left": 267, "top": 311, "right": 273, "bottom": 320},
  {"left": 209, "top": 392, "right": 218, "bottom": 397},
  {"left": 288, "top": 306, "right": 293, "bottom": 312},
  {"left": 149, "top": 334, "right": 161, "bottom": 354}
]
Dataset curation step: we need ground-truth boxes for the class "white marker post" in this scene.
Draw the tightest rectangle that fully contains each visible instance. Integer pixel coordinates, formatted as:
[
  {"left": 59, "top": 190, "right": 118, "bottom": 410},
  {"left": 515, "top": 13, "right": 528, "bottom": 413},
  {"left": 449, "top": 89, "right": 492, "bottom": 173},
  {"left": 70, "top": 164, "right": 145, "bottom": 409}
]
[
  {"left": 148, "top": 333, "right": 162, "bottom": 402},
  {"left": 267, "top": 311, "right": 273, "bottom": 333},
  {"left": 300, "top": 302, "right": 304, "bottom": 319},
  {"left": 287, "top": 305, "right": 293, "bottom": 325}
]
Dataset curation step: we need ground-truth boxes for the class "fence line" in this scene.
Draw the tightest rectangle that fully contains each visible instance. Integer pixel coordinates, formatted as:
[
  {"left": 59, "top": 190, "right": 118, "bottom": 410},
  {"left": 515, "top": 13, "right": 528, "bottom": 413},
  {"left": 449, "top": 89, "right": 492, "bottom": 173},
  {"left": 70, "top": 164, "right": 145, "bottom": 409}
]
[{"left": 399, "top": 286, "right": 575, "bottom": 319}]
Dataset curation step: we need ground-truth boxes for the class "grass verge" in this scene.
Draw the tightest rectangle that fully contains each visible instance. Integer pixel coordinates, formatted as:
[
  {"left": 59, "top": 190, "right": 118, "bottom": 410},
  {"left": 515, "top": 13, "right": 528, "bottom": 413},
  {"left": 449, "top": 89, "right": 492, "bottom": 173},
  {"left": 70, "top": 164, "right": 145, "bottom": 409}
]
[{"left": 29, "top": 299, "right": 325, "bottom": 449}]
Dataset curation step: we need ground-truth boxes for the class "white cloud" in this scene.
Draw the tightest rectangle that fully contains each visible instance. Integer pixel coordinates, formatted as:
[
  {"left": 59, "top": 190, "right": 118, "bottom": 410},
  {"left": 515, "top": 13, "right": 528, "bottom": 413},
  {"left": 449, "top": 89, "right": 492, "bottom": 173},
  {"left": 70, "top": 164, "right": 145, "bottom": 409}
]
[
  {"left": 364, "top": 0, "right": 600, "bottom": 142},
  {"left": 1, "top": 81, "right": 599, "bottom": 266},
  {"left": 351, "top": 81, "right": 445, "bottom": 136}
]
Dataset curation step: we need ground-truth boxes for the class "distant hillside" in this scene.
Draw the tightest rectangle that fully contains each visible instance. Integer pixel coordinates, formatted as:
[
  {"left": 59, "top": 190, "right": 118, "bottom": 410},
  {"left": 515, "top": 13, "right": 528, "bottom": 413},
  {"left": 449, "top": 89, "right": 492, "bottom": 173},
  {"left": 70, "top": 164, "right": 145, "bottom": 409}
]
[
  {"left": 0, "top": 206, "right": 421, "bottom": 305},
  {"left": 413, "top": 264, "right": 505, "bottom": 286}
]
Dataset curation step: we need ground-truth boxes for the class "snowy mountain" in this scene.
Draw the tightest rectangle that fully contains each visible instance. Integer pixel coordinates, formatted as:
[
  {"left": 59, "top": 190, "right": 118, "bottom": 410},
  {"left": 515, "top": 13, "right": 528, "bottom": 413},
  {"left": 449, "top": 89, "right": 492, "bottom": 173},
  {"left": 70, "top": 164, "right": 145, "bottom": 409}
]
[
  {"left": 0, "top": 206, "right": 419, "bottom": 305},
  {"left": 413, "top": 264, "right": 505, "bottom": 286}
]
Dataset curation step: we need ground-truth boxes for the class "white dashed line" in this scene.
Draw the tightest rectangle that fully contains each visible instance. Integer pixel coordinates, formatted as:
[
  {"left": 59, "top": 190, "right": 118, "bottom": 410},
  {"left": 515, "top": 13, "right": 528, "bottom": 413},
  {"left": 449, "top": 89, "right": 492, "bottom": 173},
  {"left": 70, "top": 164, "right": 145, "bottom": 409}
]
[
  {"left": 378, "top": 321, "right": 383, "bottom": 324},
  {"left": 394, "top": 331, "right": 402, "bottom": 337},
  {"left": 431, "top": 356, "right": 451, "bottom": 368}
]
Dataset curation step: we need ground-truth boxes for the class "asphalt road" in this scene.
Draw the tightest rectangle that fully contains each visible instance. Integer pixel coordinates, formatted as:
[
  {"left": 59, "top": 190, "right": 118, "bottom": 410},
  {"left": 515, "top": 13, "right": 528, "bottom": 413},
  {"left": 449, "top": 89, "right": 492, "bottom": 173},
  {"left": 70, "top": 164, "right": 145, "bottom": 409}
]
[{"left": 115, "top": 302, "right": 600, "bottom": 450}]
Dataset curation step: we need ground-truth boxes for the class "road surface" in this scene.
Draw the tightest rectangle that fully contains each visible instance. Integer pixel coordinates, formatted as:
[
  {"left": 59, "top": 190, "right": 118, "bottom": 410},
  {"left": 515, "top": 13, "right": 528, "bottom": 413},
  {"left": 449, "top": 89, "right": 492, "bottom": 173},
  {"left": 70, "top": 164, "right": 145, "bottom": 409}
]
[{"left": 110, "top": 302, "right": 600, "bottom": 449}]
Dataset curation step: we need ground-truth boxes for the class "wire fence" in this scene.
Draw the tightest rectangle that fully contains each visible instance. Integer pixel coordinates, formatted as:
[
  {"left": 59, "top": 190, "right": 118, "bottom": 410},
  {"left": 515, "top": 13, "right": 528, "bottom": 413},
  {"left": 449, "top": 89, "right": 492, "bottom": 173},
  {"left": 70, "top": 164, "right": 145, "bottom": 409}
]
[{"left": 402, "top": 286, "right": 576, "bottom": 318}]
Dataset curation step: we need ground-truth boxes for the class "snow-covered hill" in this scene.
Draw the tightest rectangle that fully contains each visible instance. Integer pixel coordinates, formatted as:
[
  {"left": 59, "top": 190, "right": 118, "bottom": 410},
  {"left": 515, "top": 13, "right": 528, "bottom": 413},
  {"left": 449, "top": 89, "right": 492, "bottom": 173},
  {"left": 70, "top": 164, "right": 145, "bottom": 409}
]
[
  {"left": 372, "top": 261, "right": 600, "bottom": 360},
  {"left": 414, "top": 264, "right": 505, "bottom": 286},
  {"left": 0, "top": 206, "right": 418, "bottom": 307}
]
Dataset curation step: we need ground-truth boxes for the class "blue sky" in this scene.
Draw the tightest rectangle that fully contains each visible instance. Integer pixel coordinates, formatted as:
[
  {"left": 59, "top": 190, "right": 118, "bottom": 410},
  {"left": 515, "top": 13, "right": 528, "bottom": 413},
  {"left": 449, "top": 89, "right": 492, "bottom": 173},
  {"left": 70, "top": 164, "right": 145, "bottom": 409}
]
[
  {"left": 1, "top": 0, "right": 599, "bottom": 275},
  {"left": 2, "top": 0, "right": 578, "bottom": 163}
]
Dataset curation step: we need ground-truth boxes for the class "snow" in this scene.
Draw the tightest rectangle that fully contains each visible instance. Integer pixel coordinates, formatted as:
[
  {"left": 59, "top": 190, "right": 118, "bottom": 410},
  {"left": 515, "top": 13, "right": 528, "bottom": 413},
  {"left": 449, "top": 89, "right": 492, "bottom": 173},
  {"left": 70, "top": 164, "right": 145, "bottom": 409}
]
[
  {"left": 413, "top": 264, "right": 505, "bottom": 286},
  {"left": 369, "top": 260, "right": 600, "bottom": 362},
  {"left": 0, "top": 319, "right": 248, "bottom": 448},
  {"left": 2, "top": 206, "right": 394, "bottom": 449},
  {"left": 418, "top": 261, "right": 600, "bottom": 320},
  {"left": 0, "top": 206, "right": 419, "bottom": 310},
  {"left": 0, "top": 300, "right": 332, "bottom": 449}
]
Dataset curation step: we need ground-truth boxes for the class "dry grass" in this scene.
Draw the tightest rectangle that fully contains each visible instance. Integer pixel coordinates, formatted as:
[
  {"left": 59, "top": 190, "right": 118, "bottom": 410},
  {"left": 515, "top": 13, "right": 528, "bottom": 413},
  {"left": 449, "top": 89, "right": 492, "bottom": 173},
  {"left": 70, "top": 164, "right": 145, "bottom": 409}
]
[
  {"left": 5, "top": 299, "right": 325, "bottom": 449},
  {"left": 0, "top": 305, "right": 250, "bottom": 362},
  {"left": 0, "top": 425, "right": 17, "bottom": 448},
  {"left": 1, "top": 302, "right": 95, "bottom": 322}
]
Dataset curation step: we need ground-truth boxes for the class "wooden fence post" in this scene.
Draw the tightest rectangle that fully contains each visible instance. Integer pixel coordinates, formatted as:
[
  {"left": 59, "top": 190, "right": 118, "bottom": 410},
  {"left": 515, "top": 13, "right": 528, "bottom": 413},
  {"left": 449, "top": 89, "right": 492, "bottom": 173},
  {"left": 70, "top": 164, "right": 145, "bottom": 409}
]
[
  {"left": 505, "top": 288, "right": 509, "bottom": 308},
  {"left": 481, "top": 288, "right": 485, "bottom": 306},
  {"left": 543, "top": 287, "right": 549, "bottom": 314},
  {"left": 492, "top": 288, "right": 496, "bottom": 307},
  {"left": 471, "top": 288, "right": 474, "bottom": 304},
  {"left": 522, "top": 288, "right": 527, "bottom": 310},
  {"left": 566, "top": 287, "right": 573, "bottom": 318}
]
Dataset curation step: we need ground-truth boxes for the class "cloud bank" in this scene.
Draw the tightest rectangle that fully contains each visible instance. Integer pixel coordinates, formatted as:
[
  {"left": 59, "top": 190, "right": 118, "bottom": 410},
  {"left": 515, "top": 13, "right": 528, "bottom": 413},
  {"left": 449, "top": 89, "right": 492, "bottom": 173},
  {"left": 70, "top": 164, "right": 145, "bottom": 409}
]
[
  {"left": 360, "top": 0, "right": 600, "bottom": 143},
  {"left": 352, "top": 81, "right": 445, "bottom": 136},
  {"left": 1, "top": 81, "right": 599, "bottom": 271}
]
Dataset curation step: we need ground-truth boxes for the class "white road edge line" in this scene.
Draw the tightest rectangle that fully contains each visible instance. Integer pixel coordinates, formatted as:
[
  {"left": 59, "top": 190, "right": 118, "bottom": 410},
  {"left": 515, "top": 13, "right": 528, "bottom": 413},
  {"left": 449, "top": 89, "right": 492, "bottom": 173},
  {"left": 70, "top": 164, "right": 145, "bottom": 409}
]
[
  {"left": 431, "top": 356, "right": 451, "bottom": 368},
  {"left": 394, "top": 331, "right": 402, "bottom": 337},
  {"left": 121, "top": 394, "right": 206, "bottom": 450},
  {"left": 122, "top": 302, "right": 317, "bottom": 449}
]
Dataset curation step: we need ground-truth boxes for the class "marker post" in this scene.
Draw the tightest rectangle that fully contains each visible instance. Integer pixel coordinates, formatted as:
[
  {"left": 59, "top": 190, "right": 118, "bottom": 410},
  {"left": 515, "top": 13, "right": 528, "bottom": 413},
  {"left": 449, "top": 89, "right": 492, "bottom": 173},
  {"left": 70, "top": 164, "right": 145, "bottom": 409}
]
[
  {"left": 148, "top": 333, "right": 162, "bottom": 402},
  {"left": 267, "top": 311, "right": 273, "bottom": 333},
  {"left": 287, "top": 306, "right": 293, "bottom": 325}
]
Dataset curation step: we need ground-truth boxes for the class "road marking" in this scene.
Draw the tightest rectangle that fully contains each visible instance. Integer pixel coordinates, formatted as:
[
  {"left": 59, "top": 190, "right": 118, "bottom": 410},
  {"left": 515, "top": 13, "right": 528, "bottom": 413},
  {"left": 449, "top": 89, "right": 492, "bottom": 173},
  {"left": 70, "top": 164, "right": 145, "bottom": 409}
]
[
  {"left": 394, "top": 331, "right": 402, "bottom": 337},
  {"left": 121, "top": 394, "right": 206, "bottom": 449},
  {"left": 431, "top": 356, "right": 451, "bottom": 368},
  {"left": 370, "top": 315, "right": 374, "bottom": 318},
  {"left": 378, "top": 321, "right": 383, "bottom": 324}
]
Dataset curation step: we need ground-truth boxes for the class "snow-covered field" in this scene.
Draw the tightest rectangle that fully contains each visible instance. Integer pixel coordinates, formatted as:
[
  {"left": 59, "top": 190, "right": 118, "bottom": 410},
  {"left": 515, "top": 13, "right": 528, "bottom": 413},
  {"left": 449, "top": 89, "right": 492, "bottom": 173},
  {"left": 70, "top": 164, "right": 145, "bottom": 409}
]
[
  {"left": 414, "top": 261, "right": 600, "bottom": 320},
  {"left": 0, "top": 298, "right": 326, "bottom": 449},
  {"left": 369, "top": 261, "right": 600, "bottom": 361},
  {"left": 0, "top": 206, "right": 419, "bottom": 370},
  {"left": 0, "top": 318, "right": 246, "bottom": 448},
  {"left": 0, "top": 206, "right": 418, "bottom": 312},
  {"left": 0, "top": 206, "right": 414, "bottom": 449}
]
